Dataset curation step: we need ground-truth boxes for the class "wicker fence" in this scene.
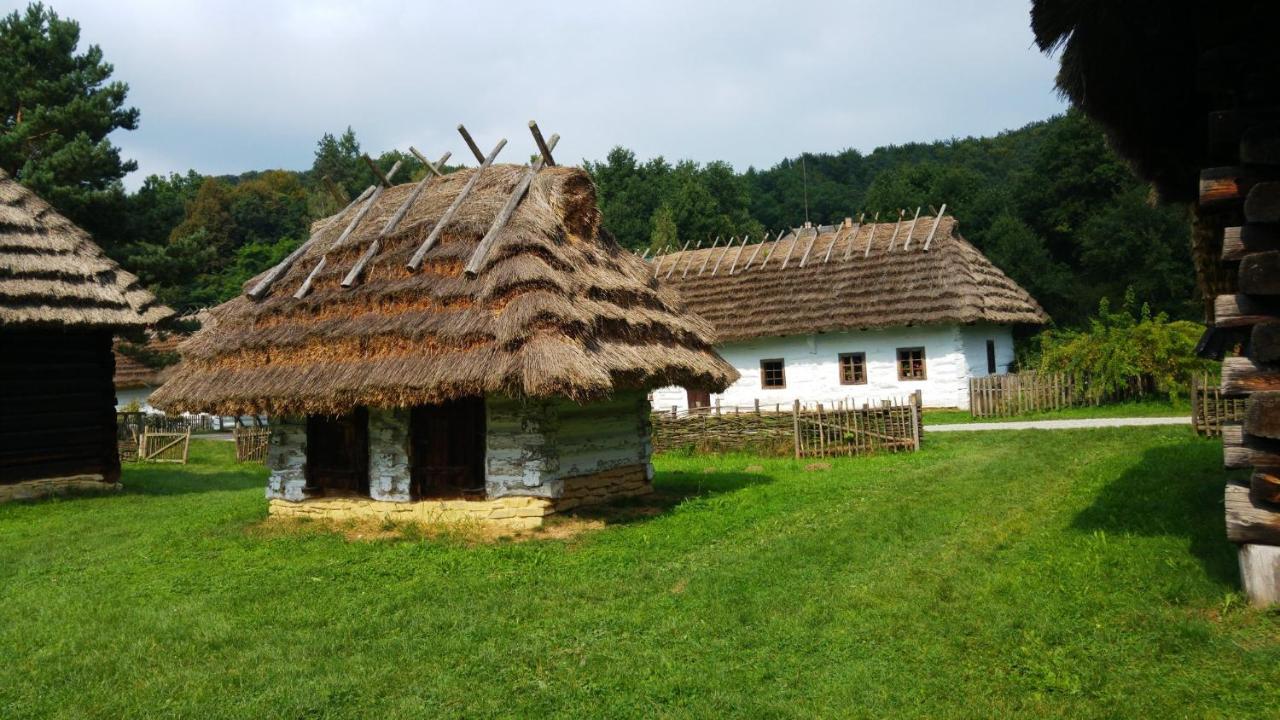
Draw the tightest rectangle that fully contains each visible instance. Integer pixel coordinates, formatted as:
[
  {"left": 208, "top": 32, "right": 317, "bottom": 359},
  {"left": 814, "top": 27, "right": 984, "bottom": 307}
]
[
  {"left": 1191, "top": 373, "right": 1246, "bottom": 437},
  {"left": 651, "top": 393, "right": 922, "bottom": 457},
  {"left": 968, "top": 372, "right": 1089, "bottom": 418},
  {"left": 233, "top": 426, "right": 271, "bottom": 463}
]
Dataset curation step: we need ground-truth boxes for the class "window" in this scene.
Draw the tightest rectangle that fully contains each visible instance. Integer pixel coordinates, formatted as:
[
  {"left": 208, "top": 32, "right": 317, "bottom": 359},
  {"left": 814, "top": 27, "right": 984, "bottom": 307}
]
[
  {"left": 897, "top": 347, "right": 927, "bottom": 381},
  {"left": 410, "top": 397, "right": 486, "bottom": 499},
  {"left": 838, "top": 352, "right": 867, "bottom": 385},
  {"left": 760, "top": 358, "right": 786, "bottom": 389},
  {"left": 305, "top": 408, "right": 370, "bottom": 496},
  {"left": 986, "top": 339, "right": 997, "bottom": 374},
  {"left": 686, "top": 388, "right": 712, "bottom": 409}
]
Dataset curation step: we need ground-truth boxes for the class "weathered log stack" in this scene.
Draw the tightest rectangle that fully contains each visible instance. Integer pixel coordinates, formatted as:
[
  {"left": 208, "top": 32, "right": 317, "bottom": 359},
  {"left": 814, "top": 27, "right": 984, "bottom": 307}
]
[
  {"left": 1030, "top": 2, "right": 1280, "bottom": 604},
  {"left": 1211, "top": 170, "right": 1280, "bottom": 604}
]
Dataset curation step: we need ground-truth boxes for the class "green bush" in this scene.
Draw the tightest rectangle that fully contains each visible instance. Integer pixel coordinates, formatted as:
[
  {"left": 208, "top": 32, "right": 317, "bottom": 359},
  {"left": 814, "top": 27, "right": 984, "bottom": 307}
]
[{"left": 1031, "top": 290, "right": 1212, "bottom": 403}]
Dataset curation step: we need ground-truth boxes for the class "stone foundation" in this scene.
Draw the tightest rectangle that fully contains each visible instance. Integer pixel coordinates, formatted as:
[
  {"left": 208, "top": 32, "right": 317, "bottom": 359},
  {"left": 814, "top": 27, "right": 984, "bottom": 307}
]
[
  {"left": 267, "top": 463, "right": 653, "bottom": 530},
  {"left": 0, "top": 474, "right": 120, "bottom": 503}
]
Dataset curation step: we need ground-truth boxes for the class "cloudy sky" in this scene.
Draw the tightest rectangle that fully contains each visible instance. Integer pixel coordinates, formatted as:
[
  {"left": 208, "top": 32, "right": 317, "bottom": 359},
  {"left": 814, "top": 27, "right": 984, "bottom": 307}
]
[{"left": 33, "top": 0, "right": 1065, "bottom": 187}]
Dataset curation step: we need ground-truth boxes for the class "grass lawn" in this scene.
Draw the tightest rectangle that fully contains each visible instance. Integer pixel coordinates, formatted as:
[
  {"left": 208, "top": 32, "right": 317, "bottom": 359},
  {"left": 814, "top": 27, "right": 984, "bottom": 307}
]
[
  {"left": 924, "top": 398, "right": 1192, "bottom": 425},
  {"left": 1, "top": 430, "right": 1277, "bottom": 718}
]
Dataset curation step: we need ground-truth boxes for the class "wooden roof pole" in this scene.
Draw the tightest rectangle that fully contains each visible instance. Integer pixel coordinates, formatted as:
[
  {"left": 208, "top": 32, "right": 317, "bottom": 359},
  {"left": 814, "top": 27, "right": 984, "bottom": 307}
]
[
  {"left": 761, "top": 231, "right": 786, "bottom": 269},
  {"left": 711, "top": 237, "right": 736, "bottom": 275},
  {"left": 293, "top": 256, "right": 326, "bottom": 299},
  {"left": 863, "top": 212, "right": 881, "bottom": 258},
  {"left": 362, "top": 155, "right": 394, "bottom": 187},
  {"left": 464, "top": 131, "right": 560, "bottom": 275},
  {"left": 529, "top": 121, "right": 556, "bottom": 166},
  {"left": 728, "top": 234, "right": 751, "bottom": 274},
  {"left": 343, "top": 151, "right": 453, "bottom": 287},
  {"left": 843, "top": 213, "right": 866, "bottom": 261},
  {"left": 639, "top": 248, "right": 651, "bottom": 261},
  {"left": 458, "top": 124, "right": 486, "bottom": 163},
  {"left": 245, "top": 159, "right": 399, "bottom": 297},
  {"left": 406, "top": 133, "right": 507, "bottom": 270},
  {"left": 681, "top": 240, "right": 705, "bottom": 279},
  {"left": 885, "top": 209, "right": 906, "bottom": 252},
  {"left": 742, "top": 232, "right": 768, "bottom": 272},
  {"left": 409, "top": 147, "right": 448, "bottom": 177},
  {"left": 664, "top": 240, "right": 692, "bottom": 279},
  {"left": 781, "top": 228, "right": 806, "bottom": 269},
  {"left": 247, "top": 183, "right": 377, "bottom": 299},
  {"left": 900, "top": 206, "right": 922, "bottom": 251},
  {"left": 923, "top": 203, "right": 947, "bottom": 251},
  {"left": 697, "top": 237, "right": 721, "bottom": 275},
  {"left": 798, "top": 226, "right": 821, "bottom": 267}
]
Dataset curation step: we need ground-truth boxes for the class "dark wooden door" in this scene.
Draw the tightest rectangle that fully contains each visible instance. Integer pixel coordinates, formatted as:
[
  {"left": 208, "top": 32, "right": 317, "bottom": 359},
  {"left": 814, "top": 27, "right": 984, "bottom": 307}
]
[
  {"left": 305, "top": 408, "right": 369, "bottom": 495},
  {"left": 686, "top": 388, "right": 712, "bottom": 409},
  {"left": 410, "top": 397, "right": 486, "bottom": 499}
]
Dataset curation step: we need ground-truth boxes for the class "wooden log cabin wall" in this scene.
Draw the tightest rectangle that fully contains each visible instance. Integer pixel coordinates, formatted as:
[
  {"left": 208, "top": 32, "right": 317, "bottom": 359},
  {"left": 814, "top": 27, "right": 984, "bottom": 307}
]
[
  {"left": 1031, "top": 2, "right": 1280, "bottom": 605},
  {"left": 0, "top": 171, "right": 171, "bottom": 501}
]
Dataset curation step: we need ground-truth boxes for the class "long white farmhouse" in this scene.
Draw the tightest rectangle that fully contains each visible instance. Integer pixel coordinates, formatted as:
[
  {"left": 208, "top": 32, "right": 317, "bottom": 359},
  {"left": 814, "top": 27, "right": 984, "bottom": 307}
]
[{"left": 652, "top": 213, "right": 1049, "bottom": 411}]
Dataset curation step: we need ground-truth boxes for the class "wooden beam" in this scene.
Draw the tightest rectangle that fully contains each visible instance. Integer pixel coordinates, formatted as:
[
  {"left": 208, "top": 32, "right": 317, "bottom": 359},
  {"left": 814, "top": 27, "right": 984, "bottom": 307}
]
[
  {"left": 1246, "top": 392, "right": 1280, "bottom": 439},
  {"left": 822, "top": 225, "right": 842, "bottom": 263},
  {"left": 1223, "top": 356, "right": 1280, "bottom": 395},
  {"left": 333, "top": 160, "right": 404, "bottom": 249},
  {"left": 362, "top": 154, "right": 393, "bottom": 187},
  {"left": 464, "top": 133, "right": 560, "bottom": 275},
  {"left": 664, "top": 240, "right": 691, "bottom": 280},
  {"left": 780, "top": 228, "right": 806, "bottom": 269},
  {"left": 639, "top": 248, "right": 651, "bottom": 261},
  {"left": 409, "top": 147, "right": 447, "bottom": 177},
  {"left": 900, "top": 206, "right": 922, "bottom": 251},
  {"left": 293, "top": 256, "right": 326, "bottom": 299},
  {"left": 697, "top": 238, "right": 721, "bottom": 275},
  {"left": 1240, "top": 251, "right": 1280, "bottom": 295},
  {"left": 742, "top": 233, "right": 767, "bottom": 272},
  {"left": 728, "top": 234, "right": 751, "bottom": 274},
  {"left": 529, "top": 121, "right": 556, "bottom": 166},
  {"left": 1245, "top": 182, "right": 1280, "bottom": 223},
  {"left": 797, "top": 226, "right": 820, "bottom": 267},
  {"left": 842, "top": 213, "right": 865, "bottom": 261},
  {"left": 1226, "top": 480, "right": 1280, "bottom": 544},
  {"left": 885, "top": 209, "right": 906, "bottom": 252},
  {"left": 458, "top": 124, "right": 485, "bottom": 164},
  {"left": 711, "top": 237, "right": 735, "bottom": 275},
  {"left": 1223, "top": 224, "right": 1280, "bottom": 261},
  {"left": 1251, "top": 468, "right": 1280, "bottom": 506},
  {"left": 406, "top": 138, "right": 507, "bottom": 271},
  {"left": 1215, "top": 294, "right": 1280, "bottom": 328},
  {"left": 1200, "top": 166, "right": 1246, "bottom": 207},
  {"left": 863, "top": 211, "right": 882, "bottom": 258},
  {"left": 379, "top": 151, "right": 451, "bottom": 239},
  {"left": 1254, "top": 321, "right": 1280, "bottom": 363}
]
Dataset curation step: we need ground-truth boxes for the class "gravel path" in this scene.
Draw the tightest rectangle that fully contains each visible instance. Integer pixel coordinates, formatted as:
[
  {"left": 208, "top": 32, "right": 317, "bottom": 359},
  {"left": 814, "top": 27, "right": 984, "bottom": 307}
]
[{"left": 926, "top": 417, "right": 1191, "bottom": 432}]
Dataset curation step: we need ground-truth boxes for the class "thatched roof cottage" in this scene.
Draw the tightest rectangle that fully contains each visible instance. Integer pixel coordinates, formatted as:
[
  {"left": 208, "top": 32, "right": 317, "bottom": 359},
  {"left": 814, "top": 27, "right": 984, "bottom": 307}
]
[
  {"left": 154, "top": 142, "right": 735, "bottom": 528},
  {"left": 650, "top": 214, "right": 1048, "bottom": 411},
  {"left": 0, "top": 170, "right": 171, "bottom": 500}
]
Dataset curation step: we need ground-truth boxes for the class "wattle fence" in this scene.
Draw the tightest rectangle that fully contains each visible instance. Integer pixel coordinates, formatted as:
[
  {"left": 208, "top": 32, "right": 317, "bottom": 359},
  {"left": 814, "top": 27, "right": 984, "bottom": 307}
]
[
  {"left": 1191, "top": 373, "right": 1245, "bottom": 437},
  {"left": 651, "top": 393, "right": 922, "bottom": 457},
  {"left": 968, "top": 372, "right": 1090, "bottom": 418}
]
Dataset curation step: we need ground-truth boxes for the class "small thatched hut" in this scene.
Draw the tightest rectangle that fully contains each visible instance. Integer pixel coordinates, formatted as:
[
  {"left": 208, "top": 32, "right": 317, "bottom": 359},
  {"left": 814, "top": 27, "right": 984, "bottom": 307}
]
[
  {"left": 650, "top": 215, "right": 1048, "bottom": 411},
  {"left": 153, "top": 154, "right": 735, "bottom": 528},
  {"left": 0, "top": 170, "right": 171, "bottom": 500},
  {"left": 1030, "top": 2, "right": 1280, "bottom": 604}
]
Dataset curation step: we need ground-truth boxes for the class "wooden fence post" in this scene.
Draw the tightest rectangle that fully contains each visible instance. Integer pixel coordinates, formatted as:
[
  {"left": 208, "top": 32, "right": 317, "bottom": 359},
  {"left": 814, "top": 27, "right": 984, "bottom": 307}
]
[{"left": 793, "top": 399, "right": 801, "bottom": 459}]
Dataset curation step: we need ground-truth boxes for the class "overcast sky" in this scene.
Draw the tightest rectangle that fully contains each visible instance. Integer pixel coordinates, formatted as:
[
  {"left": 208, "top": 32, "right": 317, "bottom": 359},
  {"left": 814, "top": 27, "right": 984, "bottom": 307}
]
[{"left": 30, "top": 0, "right": 1065, "bottom": 187}]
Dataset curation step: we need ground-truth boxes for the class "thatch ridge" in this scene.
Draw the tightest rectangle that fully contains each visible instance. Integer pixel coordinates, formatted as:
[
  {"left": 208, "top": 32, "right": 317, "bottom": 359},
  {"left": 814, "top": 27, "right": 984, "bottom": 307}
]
[
  {"left": 153, "top": 164, "right": 737, "bottom": 415},
  {"left": 656, "top": 217, "right": 1048, "bottom": 343},
  {"left": 0, "top": 170, "right": 171, "bottom": 328}
]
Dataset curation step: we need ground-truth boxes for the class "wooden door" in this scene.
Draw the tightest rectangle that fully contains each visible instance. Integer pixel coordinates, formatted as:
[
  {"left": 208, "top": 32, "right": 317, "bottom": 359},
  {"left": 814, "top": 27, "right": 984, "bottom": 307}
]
[
  {"left": 410, "top": 397, "right": 486, "bottom": 499},
  {"left": 686, "top": 388, "right": 712, "bottom": 409},
  {"left": 305, "top": 408, "right": 369, "bottom": 495}
]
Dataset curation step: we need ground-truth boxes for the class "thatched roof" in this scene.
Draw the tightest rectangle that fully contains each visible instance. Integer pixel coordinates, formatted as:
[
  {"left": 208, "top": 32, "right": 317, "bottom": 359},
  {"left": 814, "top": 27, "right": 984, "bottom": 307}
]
[
  {"left": 152, "top": 164, "right": 736, "bottom": 416},
  {"left": 654, "top": 216, "right": 1048, "bottom": 343},
  {"left": 114, "top": 334, "right": 181, "bottom": 390},
  {"left": 1029, "top": 2, "right": 1272, "bottom": 202},
  {"left": 0, "top": 170, "right": 171, "bottom": 328}
]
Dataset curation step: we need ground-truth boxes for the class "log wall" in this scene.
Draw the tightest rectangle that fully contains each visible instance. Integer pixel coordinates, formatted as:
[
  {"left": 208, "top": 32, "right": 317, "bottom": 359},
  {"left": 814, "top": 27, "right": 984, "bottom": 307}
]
[{"left": 0, "top": 328, "right": 120, "bottom": 487}]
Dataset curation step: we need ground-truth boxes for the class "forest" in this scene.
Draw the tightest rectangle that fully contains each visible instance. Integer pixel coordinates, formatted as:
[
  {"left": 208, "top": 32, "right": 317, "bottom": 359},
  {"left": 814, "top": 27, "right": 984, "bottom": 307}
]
[{"left": 2, "top": 3, "right": 1198, "bottom": 329}]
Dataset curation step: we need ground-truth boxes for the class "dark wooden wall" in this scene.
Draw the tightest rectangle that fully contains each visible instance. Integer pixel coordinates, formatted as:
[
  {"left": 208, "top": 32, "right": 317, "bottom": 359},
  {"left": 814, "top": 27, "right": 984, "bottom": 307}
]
[{"left": 0, "top": 328, "right": 120, "bottom": 484}]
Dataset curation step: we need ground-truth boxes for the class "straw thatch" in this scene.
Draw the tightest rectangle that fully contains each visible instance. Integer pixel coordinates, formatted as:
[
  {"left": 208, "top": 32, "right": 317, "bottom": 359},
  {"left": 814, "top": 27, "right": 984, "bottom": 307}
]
[
  {"left": 153, "top": 165, "right": 737, "bottom": 416},
  {"left": 1029, "top": 2, "right": 1271, "bottom": 203},
  {"left": 114, "top": 334, "right": 182, "bottom": 389},
  {"left": 656, "top": 217, "right": 1048, "bottom": 343},
  {"left": 0, "top": 170, "right": 171, "bottom": 327}
]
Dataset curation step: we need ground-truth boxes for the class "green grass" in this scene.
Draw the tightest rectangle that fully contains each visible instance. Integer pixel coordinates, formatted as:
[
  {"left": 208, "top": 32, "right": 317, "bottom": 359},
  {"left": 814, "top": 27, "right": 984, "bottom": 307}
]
[
  {"left": 1, "top": 431, "right": 1276, "bottom": 718},
  {"left": 924, "top": 398, "right": 1192, "bottom": 425}
]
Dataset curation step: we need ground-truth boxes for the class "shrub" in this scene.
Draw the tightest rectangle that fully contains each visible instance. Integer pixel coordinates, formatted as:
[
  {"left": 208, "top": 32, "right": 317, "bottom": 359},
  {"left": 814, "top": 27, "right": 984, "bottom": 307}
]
[{"left": 1031, "top": 290, "right": 1212, "bottom": 403}]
